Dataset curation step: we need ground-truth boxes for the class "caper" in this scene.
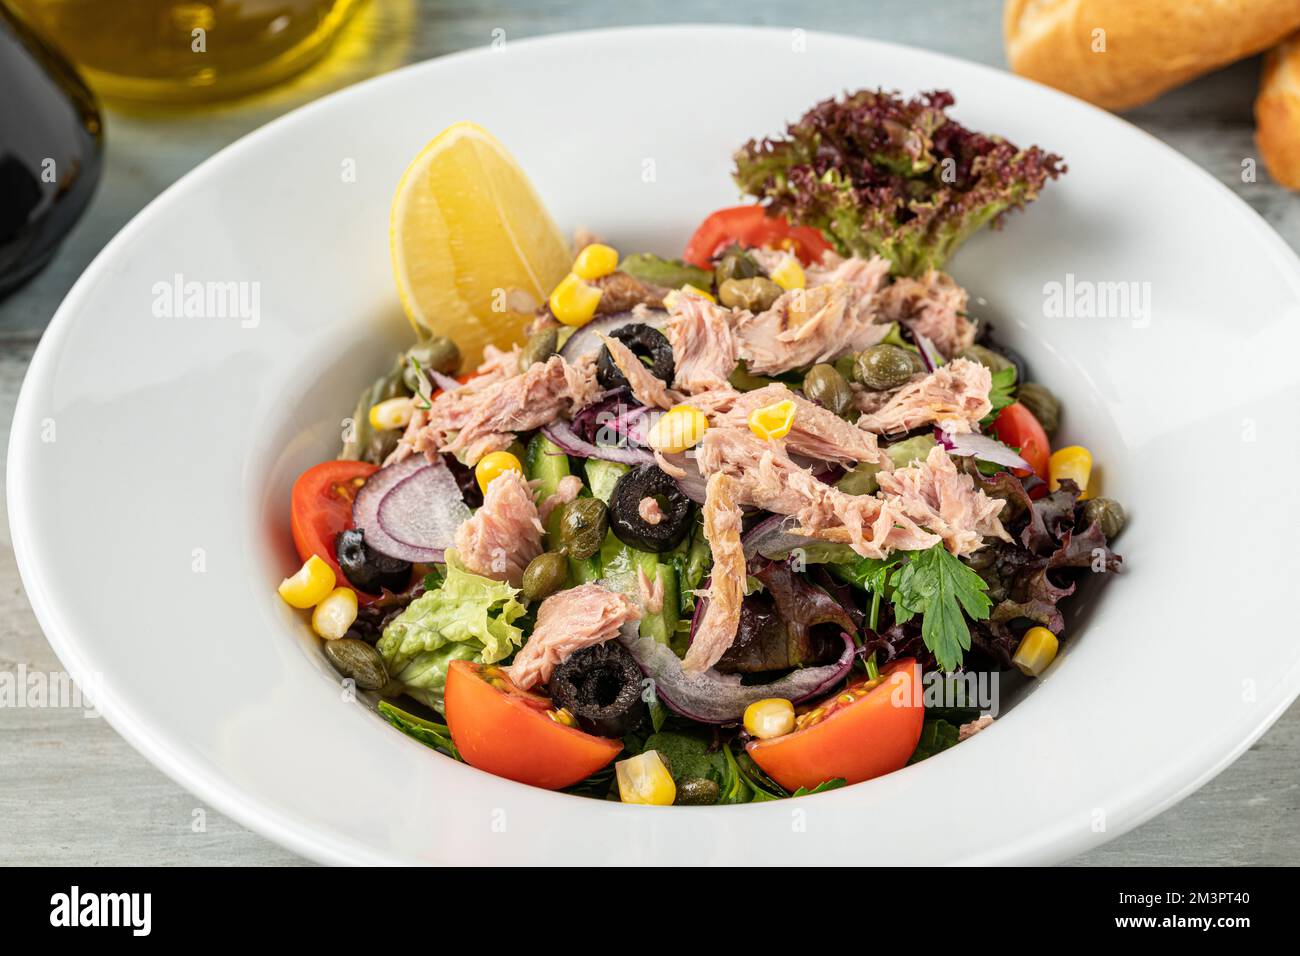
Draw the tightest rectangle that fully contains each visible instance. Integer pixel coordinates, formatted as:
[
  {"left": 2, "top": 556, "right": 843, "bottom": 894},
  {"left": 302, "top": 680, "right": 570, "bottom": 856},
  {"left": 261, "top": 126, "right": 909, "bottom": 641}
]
[
  {"left": 323, "top": 638, "right": 388, "bottom": 691},
  {"left": 956, "top": 344, "right": 1014, "bottom": 375},
  {"left": 403, "top": 336, "right": 461, "bottom": 390},
  {"left": 674, "top": 777, "right": 720, "bottom": 806},
  {"left": 836, "top": 462, "right": 883, "bottom": 496},
  {"left": 885, "top": 434, "right": 937, "bottom": 469},
  {"left": 522, "top": 552, "right": 569, "bottom": 602},
  {"left": 713, "top": 244, "right": 762, "bottom": 286},
  {"left": 833, "top": 354, "right": 857, "bottom": 383},
  {"left": 803, "top": 363, "right": 853, "bottom": 418},
  {"left": 518, "top": 327, "right": 559, "bottom": 372},
  {"left": 1018, "top": 381, "right": 1061, "bottom": 436},
  {"left": 718, "top": 276, "right": 783, "bottom": 313},
  {"left": 855, "top": 343, "right": 916, "bottom": 390},
  {"left": 362, "top": 429, "right": 400, "bottom": 466},
  {"left": 728, "top": 362, "right": 774, "bottom": 392},
  {"left": 1081, "top": 497, "right": 1126, "bottom": 539},
  {"left": 557, "top": 497, "right": 608, "bottom": 561}
]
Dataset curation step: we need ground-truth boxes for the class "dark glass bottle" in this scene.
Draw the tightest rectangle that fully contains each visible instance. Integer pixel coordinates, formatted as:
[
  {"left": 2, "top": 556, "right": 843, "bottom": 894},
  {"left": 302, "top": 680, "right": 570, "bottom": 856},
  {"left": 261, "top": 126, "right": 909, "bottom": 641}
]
[{"left": 0, "top": 3, "right": 103, "bottom": 300}]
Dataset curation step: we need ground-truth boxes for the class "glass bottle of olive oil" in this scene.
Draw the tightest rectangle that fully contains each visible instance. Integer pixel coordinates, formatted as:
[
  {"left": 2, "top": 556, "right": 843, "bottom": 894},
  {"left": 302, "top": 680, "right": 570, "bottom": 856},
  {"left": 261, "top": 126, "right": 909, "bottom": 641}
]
[
  {"left": 6, "top": 0, "right": 365, "bottom": 105},
  {"left": 0, "top": 2, "right": 102, "bottom": 299}
]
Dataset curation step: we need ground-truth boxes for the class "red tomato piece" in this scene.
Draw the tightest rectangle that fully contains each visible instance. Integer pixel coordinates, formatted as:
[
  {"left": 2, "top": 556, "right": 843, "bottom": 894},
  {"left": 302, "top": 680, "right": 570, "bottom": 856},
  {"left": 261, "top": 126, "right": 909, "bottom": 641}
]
[
  {"left": 990, "top": 402, "right": 1051, "bottom": 481},
  {"left": 683, "top": 205, "right": 833, "bottom": 268},
  {"left": 746, "top": 659, "right": 925, "bottom": 793},
  {"left": 290, "top": 459, "right": 378, "bottom": 598},
  {"left": 445, "top": 661, "right": 623, "bottom": 790}
]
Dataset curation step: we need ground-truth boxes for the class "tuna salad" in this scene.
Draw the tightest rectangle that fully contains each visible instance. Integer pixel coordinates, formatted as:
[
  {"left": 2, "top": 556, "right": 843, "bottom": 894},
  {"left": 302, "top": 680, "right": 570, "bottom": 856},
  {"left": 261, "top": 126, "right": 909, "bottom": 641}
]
[{"left": 276, "top": 89, "right": 1122, "bottom": 804}]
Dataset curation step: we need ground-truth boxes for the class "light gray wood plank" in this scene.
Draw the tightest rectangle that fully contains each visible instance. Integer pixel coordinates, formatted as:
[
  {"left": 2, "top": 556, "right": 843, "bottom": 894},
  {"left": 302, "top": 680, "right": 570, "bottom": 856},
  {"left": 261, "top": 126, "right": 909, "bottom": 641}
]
[{"left": 2, "top": 0, "right": 1296, "bottom": 866}]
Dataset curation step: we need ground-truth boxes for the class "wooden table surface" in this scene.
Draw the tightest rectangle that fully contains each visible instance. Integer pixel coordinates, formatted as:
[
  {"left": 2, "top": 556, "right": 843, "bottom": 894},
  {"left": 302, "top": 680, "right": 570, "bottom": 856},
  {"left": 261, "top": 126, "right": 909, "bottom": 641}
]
[{"left": 3, "top": 0, "right": 1297, "bottom": 866}]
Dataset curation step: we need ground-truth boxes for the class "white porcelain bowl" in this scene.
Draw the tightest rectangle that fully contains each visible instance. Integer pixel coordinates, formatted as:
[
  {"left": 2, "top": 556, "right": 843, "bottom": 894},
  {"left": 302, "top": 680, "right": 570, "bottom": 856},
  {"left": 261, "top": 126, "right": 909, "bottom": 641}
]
[{"left": 10, "top": 26, "right": 1300, "bottom": 865}]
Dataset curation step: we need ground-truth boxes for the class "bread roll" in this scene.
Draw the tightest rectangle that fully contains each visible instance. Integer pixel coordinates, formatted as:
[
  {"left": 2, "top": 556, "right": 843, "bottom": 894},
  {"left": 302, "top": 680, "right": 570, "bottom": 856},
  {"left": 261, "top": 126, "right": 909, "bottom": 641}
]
[
  {"left": 1005, "top": 0, "right": 1300, "bottom": 110},
  {"left": 1257, "top": 33, "right": 1300, "bottom": 190}
]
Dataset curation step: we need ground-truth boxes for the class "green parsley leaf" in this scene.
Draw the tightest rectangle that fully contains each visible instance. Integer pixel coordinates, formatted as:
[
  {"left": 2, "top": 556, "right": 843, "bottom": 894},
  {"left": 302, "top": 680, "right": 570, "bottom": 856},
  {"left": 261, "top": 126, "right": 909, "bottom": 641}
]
[
  {"left": 980, "top": 365, "right": 1017, "bottom": 425},
  {"left": 890, "top": 544, "right": 991, "bottom": 672},
  {"left": 829, "top": 555, "right": 901, "bottom": 631}
]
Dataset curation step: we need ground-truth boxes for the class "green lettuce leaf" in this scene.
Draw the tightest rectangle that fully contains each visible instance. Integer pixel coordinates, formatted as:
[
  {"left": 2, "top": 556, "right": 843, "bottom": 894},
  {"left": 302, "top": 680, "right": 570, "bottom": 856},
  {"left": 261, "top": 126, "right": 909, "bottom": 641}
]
[
  {"left": 377, "top": 551, "right": 527, "bottom": 711},
  {"left": 733, "top": 90, "right": 1065, "bottom": 277}
]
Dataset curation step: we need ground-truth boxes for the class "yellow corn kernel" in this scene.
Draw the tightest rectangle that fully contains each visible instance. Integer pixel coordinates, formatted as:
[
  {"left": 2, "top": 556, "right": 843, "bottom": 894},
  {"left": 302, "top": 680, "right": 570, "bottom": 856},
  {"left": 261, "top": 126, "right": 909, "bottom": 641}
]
[
  {"left": 768, "top": 256, "right": 806, "bottom": 291},
  {"left": 278, "top": 554, "right": 336, "bottom": 609},
  {"left": 369, "top": 396, "right": 414, "bottom": 431},
  {"left": 646, "top": 404, "right": 709, "bottom": 454},
  {"left": 1049, "top": 445, "right": 1093, "bottom": 498},
  {"left": 743, "top": 697, "right": 796, "bottom": 739},
  {"left": 748, "top": 399, "right": 797, "bottom": 441},
  {"left": 1012, "top": 626, "right": 1059, "bottom": 677},
  {"left": 616, "top": 750, "right": 677, "bottom": 806},
  {"left": 311, "top": 586, "right": 358, "bottom": 640},
  {"left": 572, "top": 243, "right": 619, "bottom": 281},
  {"left": 475, "top": 450, "right": 523, "bottom": 494},
  {"left": 549, "top": 273, "right": 603, "bottom": 327}
]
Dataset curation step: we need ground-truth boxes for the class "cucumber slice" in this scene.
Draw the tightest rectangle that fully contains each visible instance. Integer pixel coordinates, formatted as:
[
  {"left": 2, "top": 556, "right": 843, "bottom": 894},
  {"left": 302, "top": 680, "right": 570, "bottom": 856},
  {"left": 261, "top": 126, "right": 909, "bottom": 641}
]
[
  {"left": 596, "top": 535, "right": 679, "bottom": 646},
  {"left": 639, "top": 557, "right": 679, "bottom": 646},
  {"left": 568, "top": 553, "right": 602, "bottom": 584},
  {"left": 585, "top": 459, "right": 630, "bottom": 504},
  {"left": 524, "top": 432, "right": 571, "bottom": 500}
]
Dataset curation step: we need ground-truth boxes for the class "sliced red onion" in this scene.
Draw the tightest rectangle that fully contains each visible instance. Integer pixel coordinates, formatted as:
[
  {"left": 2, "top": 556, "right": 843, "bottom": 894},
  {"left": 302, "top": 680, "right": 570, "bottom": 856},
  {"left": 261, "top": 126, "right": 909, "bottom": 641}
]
[
  {"left": 740, "top": 514, "right": 854, "bottom": 564},
  {"left": 791, "top": 453, "right": 840, "bottom": 480},
  {"left": 354, "top": 456, "right": 445, "bottom": 562},
  {"left": 558, "top": 309, "right": 669, "bottom": 364},
  {"left": 618, "top": 623, "right": 855, "bottom": 723},
  {"left": 427, "top": 369, "right": 461, "bottom": 393},
  {"left": 658, "top": 451, "right": 706, "bottom": 503},
  {"left": 376, "top": 456, "right": 472, "bottom": 559},
  {"left": 542, "top": 419, "right": 654, "bottom": 466},
  {"left": 616, "top": 406, "right": 653, "bottom": 445},
  {"left": 572, "top": 396, "right": 652, "bottom": 447},
  {"left": 914, "top": 331, "right": 943, "bottom": 372},
  {"left": 935, "top": 427, "right": 1031, "bottom": 471}
]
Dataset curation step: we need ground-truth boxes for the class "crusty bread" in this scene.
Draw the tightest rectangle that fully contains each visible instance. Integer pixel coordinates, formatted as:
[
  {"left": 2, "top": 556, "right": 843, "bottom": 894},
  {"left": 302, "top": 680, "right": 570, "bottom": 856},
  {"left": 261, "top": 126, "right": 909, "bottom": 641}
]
[
  {"left": 1005, "top": 0, "right": 1300, "bottom": 111},
  {"left": 1257, "top": 33, "right": 1300, "bottom": 190}
]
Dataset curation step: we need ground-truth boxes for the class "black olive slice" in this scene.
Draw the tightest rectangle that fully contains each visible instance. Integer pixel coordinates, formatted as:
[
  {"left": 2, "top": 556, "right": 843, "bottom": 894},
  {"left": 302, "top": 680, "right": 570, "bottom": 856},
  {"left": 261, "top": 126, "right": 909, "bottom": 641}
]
[
  {"left": 596, "top": 323, "right": 676, "bottom": 392},
  {"left": 608, "top": 465, "right": 692, "bottom": 553},
  {"left": 548, "top": 643, "right": 646, "bottom": 738},
  {"left": 335, "top": 528, "right": 412, "bottom": 594}
]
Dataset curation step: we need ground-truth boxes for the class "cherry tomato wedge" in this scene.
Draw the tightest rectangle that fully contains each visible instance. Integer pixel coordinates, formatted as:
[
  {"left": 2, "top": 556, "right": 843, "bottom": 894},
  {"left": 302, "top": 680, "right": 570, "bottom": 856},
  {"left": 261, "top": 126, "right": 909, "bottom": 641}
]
[
  {"left": 683, "top": 205, "right": 833, "bottom": 269},
  {"left": 746, "top": 659, "right": 924, "bottom": 792},
  {"left": 990, "top": 402, "right": 1051, "bottom": 481},
  {"left": 290, "top": 459, "right": 377, "bottom": 598},
  {"left": 445, "top": 661, "right": 623, "bottom": 790}
]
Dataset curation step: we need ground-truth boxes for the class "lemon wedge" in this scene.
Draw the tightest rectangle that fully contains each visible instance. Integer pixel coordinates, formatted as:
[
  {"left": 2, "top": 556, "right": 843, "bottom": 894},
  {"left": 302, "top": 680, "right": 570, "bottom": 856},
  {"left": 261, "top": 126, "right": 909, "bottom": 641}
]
[{"left": 390, "top": 122, "right": 571, "bottom": 367}]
